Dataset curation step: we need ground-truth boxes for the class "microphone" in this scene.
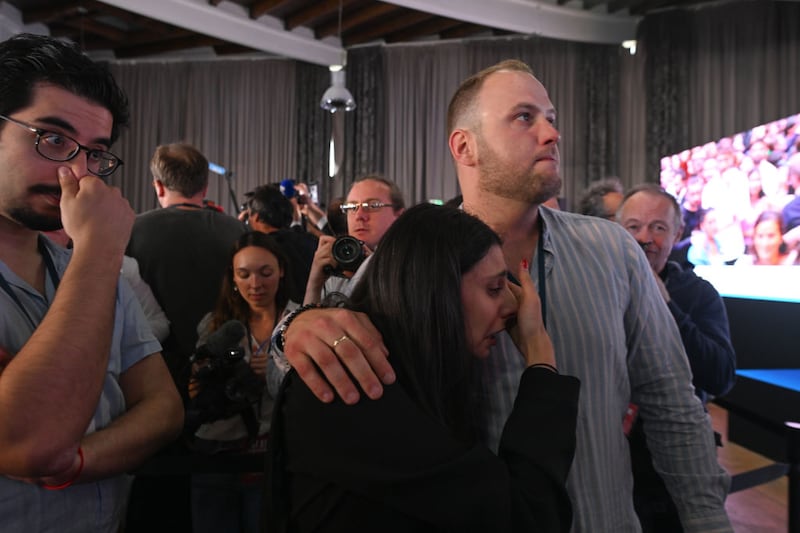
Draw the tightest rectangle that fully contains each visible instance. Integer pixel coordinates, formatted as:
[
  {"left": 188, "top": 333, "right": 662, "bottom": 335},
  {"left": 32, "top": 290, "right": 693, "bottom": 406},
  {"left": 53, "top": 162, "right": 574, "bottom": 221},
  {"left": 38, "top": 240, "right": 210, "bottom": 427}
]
[
  {"left": 208, "top": 161, "right": 233, "bottom": 177},
  {"left": 279, "top": 178, "right": 297, "bottom": 199},
  {"left": 191, "top": 319, "right": 247, "bottom": 363}
]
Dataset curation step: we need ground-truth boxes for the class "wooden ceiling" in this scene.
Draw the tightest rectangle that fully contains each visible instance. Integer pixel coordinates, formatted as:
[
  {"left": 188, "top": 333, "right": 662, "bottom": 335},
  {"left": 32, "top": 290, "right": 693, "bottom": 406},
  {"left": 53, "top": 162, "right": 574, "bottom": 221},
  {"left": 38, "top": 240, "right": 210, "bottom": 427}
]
[{"left": 5, "top": 0, "right": 720, "bottom": 63}]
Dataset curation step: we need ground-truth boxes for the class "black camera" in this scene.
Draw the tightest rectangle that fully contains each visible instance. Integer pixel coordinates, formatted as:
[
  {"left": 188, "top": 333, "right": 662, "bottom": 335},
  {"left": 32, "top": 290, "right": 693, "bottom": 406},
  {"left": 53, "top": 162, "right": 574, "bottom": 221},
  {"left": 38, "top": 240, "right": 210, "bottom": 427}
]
[
  {"left": 185, "top": 321, "right": 264, "bottom": 433},
  {"left": 325, "top": 235, "right": 366, "bottom": 276}
]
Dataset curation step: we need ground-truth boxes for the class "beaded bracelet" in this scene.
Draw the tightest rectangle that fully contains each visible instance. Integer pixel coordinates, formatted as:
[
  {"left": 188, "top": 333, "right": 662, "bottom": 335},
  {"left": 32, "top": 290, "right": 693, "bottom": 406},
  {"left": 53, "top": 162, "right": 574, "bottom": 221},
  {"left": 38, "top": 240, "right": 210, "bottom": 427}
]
[
  {"left": 274, "top": 303, "right": 324, "bottom": 352},
  {"left": 529, "top": 363, "right": 559, "bottom": 374},
  {"left": 43, "top": 447, "right": 84, "bottom": 491}
]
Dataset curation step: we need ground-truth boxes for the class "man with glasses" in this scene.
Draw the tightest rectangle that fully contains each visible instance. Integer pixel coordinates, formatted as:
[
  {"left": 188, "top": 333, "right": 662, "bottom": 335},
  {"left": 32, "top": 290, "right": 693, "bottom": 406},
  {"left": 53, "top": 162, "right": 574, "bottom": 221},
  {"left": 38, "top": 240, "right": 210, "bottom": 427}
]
[
  {"left": 0, "top": 33, "right": 183, "bottom": 531},
  {"left": 303, "top": 175, "right": 405, "bottom": 305}
]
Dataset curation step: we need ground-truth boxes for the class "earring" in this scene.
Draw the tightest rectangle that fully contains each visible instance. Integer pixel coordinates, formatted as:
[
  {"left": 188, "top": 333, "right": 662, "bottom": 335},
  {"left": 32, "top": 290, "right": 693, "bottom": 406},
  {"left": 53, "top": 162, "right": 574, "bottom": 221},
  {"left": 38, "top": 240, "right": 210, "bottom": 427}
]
[{"left": 233, "top": 286, "right": 239, "bottom": 292}]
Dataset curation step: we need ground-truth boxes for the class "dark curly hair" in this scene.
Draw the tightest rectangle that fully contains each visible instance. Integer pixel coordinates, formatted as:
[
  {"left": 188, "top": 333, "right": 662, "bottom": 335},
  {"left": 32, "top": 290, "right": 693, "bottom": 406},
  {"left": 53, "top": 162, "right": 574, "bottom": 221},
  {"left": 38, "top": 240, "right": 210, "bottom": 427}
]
[{"left": 0, "top": 33, "right": 129, "bottom": 144}]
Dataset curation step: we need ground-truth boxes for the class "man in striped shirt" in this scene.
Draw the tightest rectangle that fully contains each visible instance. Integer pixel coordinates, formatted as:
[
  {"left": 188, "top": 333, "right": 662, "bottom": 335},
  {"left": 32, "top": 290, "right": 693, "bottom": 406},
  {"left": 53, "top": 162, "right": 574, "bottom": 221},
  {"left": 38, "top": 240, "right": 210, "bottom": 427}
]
[{"left": 279, "top": 60, "right": 732, "bottom": 532}]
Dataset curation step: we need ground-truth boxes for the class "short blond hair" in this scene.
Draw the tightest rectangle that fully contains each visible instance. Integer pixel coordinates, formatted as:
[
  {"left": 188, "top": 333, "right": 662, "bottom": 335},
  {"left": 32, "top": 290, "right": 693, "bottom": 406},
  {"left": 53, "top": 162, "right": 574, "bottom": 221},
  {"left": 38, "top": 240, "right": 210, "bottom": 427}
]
[{"left": 446, "top": 59, "right": 534, "bottom": 134}]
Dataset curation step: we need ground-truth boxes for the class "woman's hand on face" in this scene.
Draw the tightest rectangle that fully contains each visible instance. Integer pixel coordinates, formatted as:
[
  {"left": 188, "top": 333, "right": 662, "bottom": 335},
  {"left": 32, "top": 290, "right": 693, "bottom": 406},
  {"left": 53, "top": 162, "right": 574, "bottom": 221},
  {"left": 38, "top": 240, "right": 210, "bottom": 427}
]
[{"left": 506, "top": 260, "right": 556, "bottom": 368}]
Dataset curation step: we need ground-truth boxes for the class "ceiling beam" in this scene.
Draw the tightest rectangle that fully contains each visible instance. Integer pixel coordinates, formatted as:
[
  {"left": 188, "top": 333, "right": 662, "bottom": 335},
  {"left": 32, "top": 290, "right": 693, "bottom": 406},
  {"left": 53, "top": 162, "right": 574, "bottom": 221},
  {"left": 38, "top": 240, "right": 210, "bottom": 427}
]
[
  {"left": 345, "top": 10, "right": 431, "bottom": 45},
  {"left": 385, "top": 16, "right": 463, "bottom": 42},
  {"left": 582, "top": 0, "right": 609, "bottom": 9},
  {"left": 316, "top": 2, "right": 399, "bottom": 38},
  {"left": 61, "top": 17, "right": 128, "bottom": 42},
  {"left": 381, "top": 0, "right": 639, "bottom": 44},
  {"left": 285, "top": 0, "right": 340, "bottom": 30},
  {"left": 97, "top": 0, "right": 342, "bottom": 65},
  {"left": 21, "top": 3, "right": 87, "bottom": 24},
  {"left": 439, "top": 22, "right": 492, "bottom": 40},
  {"left": 113, "top": 34, "right": 228, "bottom": 58},
  {"left": 250, "top": 0, "right": 289, "bottom": 20},
  {"left": 607, "top": 0, "right": 639, "bottom": 13}
]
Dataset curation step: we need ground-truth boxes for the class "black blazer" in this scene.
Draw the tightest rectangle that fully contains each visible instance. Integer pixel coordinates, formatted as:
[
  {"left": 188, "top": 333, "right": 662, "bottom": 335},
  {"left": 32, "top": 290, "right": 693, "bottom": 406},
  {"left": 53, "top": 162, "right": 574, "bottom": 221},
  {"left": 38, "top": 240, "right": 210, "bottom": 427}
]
[{"left": 266, "top": 366, "right": 580, "bottom": 533}]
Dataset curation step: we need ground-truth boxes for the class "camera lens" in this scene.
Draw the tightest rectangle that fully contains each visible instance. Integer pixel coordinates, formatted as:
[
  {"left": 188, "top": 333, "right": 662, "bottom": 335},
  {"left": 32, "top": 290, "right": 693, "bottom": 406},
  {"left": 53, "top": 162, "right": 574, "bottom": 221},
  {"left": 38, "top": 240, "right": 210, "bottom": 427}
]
[{"left": 331, "top": 235, "right": 365, "bottom": 272}]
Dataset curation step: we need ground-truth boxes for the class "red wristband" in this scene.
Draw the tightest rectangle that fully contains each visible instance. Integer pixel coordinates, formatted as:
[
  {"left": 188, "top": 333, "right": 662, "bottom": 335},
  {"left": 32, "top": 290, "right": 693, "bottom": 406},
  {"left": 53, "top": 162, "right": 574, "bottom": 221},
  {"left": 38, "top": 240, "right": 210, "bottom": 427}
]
[{"left": 42, "top": 447, "right": 84, "bottom": 491}]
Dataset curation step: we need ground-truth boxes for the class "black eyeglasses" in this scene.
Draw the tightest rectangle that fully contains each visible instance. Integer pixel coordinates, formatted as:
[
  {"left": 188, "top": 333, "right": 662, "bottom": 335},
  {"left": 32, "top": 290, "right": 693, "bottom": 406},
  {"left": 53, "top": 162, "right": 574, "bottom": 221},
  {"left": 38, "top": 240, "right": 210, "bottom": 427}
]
[
  {"left": 0, "top": 114, "right": 123, "bottom": 177},
  {"left": 340, "top": 201, "right": 399, "bottom": 214}
]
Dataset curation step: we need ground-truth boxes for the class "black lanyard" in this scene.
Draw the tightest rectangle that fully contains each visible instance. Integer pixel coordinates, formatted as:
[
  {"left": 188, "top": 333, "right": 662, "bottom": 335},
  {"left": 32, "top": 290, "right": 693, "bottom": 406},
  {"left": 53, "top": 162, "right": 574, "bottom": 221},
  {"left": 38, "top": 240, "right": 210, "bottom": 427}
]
[
  {"left": 507, "top": 214, "right": 547, "bottom": 328},
  {"left": 0, "top": 236, "right": 61, "bottom": 330},
  {"left": 537, "top": 219, "right": 547, "bottom": 328}
]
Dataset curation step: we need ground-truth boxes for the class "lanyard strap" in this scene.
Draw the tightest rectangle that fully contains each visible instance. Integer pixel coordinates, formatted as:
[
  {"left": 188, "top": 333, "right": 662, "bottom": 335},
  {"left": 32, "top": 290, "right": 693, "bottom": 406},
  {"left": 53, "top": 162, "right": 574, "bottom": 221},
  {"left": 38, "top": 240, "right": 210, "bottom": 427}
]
[
  {"left": 506, "top": 214, "right": 547, "bottom": 329},
  {"left": 0, "top": 236, "right": 61, "bottom": 330},
  {"left": 537, "top": 215, "right": 547, "bottom": 329},
  {"left": 250, "top": 334, "right": 271, "bottom": 355},
  {"left": 167, "top": 203, "right": 203, "bottom": 210}
]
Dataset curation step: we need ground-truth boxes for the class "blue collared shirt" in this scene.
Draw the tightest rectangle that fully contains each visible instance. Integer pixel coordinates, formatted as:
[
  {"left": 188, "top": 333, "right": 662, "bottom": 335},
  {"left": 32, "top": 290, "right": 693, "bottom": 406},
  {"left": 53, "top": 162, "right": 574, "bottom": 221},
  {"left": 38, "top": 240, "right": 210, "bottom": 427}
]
[{"left": 0, "top": 237, "right": 161, "bottom": 532}]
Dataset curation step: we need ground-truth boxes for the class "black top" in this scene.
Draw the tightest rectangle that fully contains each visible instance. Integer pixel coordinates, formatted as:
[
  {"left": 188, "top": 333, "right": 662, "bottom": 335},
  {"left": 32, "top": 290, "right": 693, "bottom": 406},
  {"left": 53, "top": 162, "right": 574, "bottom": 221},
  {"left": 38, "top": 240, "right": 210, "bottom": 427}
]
[
  {"left": 126, "top": 206, "right": 246, "bottom": 382},
  {"left": 661, "top": 260, "right": 736, "bottom": 403},
  {"left": 268, "top": 228, "right": 318, "bottom": 304},
  {"left": 266, "top": 366, "right": 580, "bottom": 533}
]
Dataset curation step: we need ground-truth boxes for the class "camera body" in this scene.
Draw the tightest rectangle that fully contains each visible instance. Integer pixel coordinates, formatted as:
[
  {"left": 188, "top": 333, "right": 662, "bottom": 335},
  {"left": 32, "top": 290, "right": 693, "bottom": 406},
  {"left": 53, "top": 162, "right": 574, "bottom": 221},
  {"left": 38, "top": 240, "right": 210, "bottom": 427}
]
[
  {"left": 325, "top": 235, "right": 366, "bottom": 277},
  {"left": 186, "top": 343, "right": 264, "bottom": 429}
]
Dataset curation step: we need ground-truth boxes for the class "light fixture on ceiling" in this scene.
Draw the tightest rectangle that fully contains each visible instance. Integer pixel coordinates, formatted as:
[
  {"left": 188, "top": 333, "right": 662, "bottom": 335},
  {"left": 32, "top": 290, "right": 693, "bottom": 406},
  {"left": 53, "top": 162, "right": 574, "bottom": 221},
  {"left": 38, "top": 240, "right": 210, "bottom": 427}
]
[
  {"left": 320, "top": 66, "right": 356, "bottom": 113},
  {"left": 320, "top": 0, "right": 356, "bottom": 113}
]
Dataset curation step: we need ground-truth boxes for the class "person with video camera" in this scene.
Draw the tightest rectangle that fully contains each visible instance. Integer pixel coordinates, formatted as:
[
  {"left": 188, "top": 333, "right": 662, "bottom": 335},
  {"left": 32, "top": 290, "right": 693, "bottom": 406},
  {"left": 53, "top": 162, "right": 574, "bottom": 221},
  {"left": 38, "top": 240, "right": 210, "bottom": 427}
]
[
  {"left": 303, "top": 175, "right": 405, "bottom": 306},
  {"left": 188, "top": 231, "right": 297, "bottom": 533}
]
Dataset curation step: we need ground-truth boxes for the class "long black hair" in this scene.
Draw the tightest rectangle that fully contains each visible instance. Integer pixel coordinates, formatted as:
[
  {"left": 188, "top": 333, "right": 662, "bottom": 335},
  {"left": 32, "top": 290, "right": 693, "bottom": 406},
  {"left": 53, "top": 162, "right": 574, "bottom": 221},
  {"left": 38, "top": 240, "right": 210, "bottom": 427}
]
[{"left": 349, "top": 203, "right": 502, "bottom": 442}]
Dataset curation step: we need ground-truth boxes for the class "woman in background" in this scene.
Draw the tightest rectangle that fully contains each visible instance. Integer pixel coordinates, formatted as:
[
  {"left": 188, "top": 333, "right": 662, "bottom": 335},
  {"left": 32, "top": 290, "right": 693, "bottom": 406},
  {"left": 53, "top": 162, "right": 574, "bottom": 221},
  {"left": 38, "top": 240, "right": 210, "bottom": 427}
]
[
  {"left": 190, "top": 231, "right": 296, "bottom": 533},
  {"left": 737, "top": 210, "right": 798, "bottom": 265},
  {"left": 267, "top": 204, "right": 580, "bottom": 532}
]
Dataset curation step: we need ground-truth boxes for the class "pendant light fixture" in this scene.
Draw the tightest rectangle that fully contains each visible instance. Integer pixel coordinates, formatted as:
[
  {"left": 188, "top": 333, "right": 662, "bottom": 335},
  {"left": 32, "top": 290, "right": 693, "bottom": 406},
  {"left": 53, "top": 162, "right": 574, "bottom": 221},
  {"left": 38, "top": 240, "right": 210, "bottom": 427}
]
[{"left": 320, "top": 0, "right": 356, "bottom": 113}]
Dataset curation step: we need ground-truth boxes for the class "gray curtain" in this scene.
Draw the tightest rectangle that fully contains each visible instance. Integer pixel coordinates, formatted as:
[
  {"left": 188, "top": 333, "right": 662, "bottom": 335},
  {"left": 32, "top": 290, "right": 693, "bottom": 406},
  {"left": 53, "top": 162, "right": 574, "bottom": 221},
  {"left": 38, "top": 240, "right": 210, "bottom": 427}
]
[
  {"left": 382, "top": 42, "right": 469, "bottom": 206},
  {"left": 640, "top": 0, "right": 800, "bottom": 178},
  {"left": 379, "top": 35, "right": 622, "bottom": 209},
  {"left": 105, "top": 1, "right": 798, "bottom": 214},
  {"left": 109, "top": 58, "right": 297, "bottom": 214}
]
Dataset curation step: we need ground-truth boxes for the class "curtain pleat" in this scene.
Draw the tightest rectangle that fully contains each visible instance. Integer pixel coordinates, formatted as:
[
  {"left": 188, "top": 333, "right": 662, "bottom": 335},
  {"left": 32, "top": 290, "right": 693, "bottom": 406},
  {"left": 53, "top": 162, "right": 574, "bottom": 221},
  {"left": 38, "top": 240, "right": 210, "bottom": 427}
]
[{"left": 105, "top": 0, "right": 798, "bottom": 214}]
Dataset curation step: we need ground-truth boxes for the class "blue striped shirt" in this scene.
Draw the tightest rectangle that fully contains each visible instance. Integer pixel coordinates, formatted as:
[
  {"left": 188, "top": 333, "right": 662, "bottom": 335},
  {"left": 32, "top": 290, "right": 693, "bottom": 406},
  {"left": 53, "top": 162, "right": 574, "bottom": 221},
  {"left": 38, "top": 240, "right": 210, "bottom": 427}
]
[{"left": 478, "top": 207, "right": 731, "bottom": 532}]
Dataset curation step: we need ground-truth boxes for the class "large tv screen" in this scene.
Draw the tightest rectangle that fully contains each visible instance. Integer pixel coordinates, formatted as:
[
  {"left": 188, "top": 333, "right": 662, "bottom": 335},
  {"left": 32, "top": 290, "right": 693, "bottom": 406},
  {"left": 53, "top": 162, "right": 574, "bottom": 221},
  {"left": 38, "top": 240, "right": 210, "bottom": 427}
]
[{"left": 660, "top": 113, "right": 800, "bottom": 303}]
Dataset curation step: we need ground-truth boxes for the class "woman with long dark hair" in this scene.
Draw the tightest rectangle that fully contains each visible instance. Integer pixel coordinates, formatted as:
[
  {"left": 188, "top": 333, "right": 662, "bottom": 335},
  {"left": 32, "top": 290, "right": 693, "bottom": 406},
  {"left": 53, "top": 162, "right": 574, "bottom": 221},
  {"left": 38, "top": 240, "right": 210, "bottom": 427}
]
[
  {"left": 267, "top": 204, "right": 580, "bottom": 532},
  {"left": 190, "top": 231, "right": 297, "bottom": 533}
]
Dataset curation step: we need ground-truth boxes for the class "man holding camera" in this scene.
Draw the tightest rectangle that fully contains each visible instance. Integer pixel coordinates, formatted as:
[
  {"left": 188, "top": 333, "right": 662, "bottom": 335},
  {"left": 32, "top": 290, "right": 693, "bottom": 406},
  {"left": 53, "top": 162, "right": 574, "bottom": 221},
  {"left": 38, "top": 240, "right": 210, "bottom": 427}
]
[{"left": 303, "top": 175, "right": 405, "bottom": 305}]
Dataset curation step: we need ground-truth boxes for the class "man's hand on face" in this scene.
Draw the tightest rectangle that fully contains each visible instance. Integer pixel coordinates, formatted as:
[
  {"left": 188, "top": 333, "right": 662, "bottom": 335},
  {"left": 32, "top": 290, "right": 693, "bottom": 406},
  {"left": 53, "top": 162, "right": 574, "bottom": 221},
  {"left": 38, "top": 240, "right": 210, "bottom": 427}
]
[{"left": 57, "top": 166, "right": 134, "bottom": 258}]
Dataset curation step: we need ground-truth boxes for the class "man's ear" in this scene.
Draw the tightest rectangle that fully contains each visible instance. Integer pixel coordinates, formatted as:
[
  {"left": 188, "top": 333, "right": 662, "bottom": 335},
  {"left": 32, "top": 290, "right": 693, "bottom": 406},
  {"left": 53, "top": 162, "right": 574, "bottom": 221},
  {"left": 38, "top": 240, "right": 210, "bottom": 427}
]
[
  {"left": 153, "top": 179, "right": 165, "bottom": 197},
  {"left": 449, "top": 128, "right": 477, "bottom": 167}
]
